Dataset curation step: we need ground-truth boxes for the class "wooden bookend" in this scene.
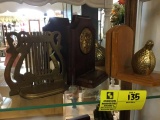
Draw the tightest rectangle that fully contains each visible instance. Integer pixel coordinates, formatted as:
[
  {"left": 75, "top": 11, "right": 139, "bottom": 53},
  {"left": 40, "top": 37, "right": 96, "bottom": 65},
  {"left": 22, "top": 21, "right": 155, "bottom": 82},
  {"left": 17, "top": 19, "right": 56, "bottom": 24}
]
[
  {"left": 67, "top": 15, "right": 108, "bottom": 88},
  {"left": 105, "top": 25, "right": 134, "bottom": 78},
  {"left": 68, "top": 15, "right": 95, "bottom": 85},
  {"left": 105, "top": 25, "right": 120, "bottom": 77}
]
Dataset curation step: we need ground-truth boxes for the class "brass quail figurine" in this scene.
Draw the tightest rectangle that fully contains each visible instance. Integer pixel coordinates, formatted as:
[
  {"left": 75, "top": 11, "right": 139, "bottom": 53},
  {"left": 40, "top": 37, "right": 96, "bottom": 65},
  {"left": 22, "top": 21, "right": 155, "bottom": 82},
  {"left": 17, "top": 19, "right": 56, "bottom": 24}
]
[{"left": 131, "top": 40, "right": 156, "bottom": 75}]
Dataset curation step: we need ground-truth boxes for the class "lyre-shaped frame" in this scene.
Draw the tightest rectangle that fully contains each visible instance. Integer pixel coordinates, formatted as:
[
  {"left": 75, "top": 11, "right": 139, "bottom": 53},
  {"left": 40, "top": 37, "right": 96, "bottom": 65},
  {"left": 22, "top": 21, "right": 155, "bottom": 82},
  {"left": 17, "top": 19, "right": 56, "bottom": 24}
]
[{"left": 4, "top": 31, "right": 65, "bottom": 99}]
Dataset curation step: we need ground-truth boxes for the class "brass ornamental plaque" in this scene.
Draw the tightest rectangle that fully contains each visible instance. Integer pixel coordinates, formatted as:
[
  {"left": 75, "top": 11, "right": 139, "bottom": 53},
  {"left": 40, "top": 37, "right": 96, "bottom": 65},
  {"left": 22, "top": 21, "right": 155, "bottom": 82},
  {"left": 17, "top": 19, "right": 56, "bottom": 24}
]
[{"left": 80, "top": 28, "right": 92, "bottom": 54}]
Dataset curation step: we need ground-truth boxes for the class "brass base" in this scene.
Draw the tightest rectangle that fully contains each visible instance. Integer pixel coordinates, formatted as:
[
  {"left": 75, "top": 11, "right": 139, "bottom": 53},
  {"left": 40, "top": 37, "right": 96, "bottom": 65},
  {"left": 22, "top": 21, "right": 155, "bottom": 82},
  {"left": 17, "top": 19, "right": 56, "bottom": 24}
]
[{"left": 18, "top": 81, "right": 65, "bottom": 99}]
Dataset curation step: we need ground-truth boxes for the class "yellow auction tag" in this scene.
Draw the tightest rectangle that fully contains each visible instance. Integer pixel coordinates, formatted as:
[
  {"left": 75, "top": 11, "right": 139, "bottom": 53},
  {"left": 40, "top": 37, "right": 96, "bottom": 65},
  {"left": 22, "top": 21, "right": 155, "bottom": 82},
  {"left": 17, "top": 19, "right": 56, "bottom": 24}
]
[{"left": 99, "top": 90, "right": 147, "bottom": 111}]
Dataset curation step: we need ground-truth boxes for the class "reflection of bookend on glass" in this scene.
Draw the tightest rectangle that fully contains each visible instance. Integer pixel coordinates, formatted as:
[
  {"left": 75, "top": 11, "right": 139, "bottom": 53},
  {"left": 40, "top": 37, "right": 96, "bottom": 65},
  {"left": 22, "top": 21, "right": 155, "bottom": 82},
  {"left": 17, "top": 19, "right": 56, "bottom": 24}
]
[
  {"left": 0, "top": 94, "right": 12, "bottom": 109},
  {"left": 0, "top": 93, "right": 3, "bottom": 107}
]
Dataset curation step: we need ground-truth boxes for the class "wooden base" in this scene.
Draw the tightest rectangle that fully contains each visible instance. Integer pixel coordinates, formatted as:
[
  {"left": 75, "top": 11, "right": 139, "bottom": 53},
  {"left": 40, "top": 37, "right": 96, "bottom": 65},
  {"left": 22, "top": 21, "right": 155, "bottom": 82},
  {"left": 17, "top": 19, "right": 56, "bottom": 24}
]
[{"left": 76, "top": 69, "right": 108, "bottom": 88}]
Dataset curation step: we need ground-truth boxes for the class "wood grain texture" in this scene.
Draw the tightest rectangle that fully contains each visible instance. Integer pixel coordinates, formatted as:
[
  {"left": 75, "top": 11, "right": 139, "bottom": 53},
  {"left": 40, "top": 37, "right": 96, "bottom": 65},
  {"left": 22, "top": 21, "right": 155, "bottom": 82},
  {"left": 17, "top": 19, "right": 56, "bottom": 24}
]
[
  {"left": 105, "top": 25, "right": 119, "bottom": 77},
  {"left": 111, "top": 25, "right": 134, "bottom": 77},
  {"left": 120, "top": 0, "right": 138, "bottom": 120},
  {"left": 117, "top": 70, "right": 160, "bottom": 86}
]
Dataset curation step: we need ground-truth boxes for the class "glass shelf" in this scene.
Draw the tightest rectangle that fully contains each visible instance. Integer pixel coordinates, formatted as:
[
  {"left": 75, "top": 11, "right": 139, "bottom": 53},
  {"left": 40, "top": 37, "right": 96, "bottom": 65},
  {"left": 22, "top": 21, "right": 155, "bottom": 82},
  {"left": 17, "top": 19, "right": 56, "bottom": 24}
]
[
  {"left": 0, "top": 87, "right": 98, "bottom": 111},
  {"left": 0, "top": 98, "right": 99, "bottom": 112},
  {"left": 0, "top": 90, "right": 98, "bottom": 119},
  {"left": 0, "top": 58, "right": 108, "bottom": 119},
  {"left": 0, "top": 59, "right": 160, "bottom": 115},
  {"left": 0, "top": 85, "right": 160, "bottom": 112},
  {"left": 0, "top": 84, "right": 99, "bottom": 111}
]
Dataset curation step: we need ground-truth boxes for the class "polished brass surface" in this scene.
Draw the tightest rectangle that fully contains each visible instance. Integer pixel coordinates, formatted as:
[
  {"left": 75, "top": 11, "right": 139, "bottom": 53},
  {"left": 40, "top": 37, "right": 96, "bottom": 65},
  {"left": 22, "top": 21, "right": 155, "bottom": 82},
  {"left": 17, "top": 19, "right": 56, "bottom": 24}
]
[
  {"left": 80, "top": 28, "right": 93, "bottom": 54},
  {"left": 132, "top": 40, "right": 156, "bottom": 75},
  {"left": 4, "top": 31, "right": 65, "bottom": 99},
  {"left": 95, "top": 42, "right": 105, "bottom": 66}
]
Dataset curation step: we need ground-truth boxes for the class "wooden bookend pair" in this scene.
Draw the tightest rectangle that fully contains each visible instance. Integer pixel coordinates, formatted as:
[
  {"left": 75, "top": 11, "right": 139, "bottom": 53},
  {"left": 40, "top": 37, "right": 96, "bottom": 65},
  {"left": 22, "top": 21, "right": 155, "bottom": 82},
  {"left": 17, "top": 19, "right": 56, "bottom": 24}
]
[
  {"left": 105, "top": 25, "right": 134, "bottom": 79},
  {"left": 67, "top": 15, "right": 108, "bottom": 88},
  {"left": 4, "top": 31, "right": 65, "bottom": 99}
]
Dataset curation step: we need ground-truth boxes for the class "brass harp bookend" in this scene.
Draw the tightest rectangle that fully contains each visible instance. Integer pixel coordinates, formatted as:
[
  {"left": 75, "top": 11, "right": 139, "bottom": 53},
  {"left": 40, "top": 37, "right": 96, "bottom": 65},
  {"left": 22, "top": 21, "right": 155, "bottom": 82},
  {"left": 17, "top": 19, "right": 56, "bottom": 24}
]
[{"left": 4, "top": 31, "right": 65, "bottom": 99}]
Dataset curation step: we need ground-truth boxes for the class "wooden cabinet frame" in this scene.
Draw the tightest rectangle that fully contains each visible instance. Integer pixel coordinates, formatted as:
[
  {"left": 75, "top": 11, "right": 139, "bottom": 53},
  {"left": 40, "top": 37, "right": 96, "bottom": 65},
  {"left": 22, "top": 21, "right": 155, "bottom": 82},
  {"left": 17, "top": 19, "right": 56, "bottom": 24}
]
[{"left": 120, "top": 0, "right": 138, "bottom": 120}]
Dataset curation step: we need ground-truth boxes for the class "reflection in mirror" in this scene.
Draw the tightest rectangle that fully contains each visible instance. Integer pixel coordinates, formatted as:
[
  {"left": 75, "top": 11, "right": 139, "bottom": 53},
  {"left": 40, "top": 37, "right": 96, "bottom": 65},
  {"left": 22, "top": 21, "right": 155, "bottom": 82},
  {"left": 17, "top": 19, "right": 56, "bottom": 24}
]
[{"left": 28, "top": 20, "right": 40, "bottom": 32}]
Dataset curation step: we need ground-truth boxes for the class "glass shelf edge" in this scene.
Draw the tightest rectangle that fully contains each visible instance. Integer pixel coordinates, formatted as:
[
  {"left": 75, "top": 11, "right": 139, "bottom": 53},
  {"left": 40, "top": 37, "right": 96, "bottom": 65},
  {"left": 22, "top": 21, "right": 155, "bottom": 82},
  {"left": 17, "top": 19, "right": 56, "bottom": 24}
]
[
  {"left": 0, "top": 101, "right": 99, "bottom": 112},
  {"left": 0, "top": 95, "right": 160, "bottom": 112},
  {"left": 146, "top": 95, "right": 160, "bottom": 99}
]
